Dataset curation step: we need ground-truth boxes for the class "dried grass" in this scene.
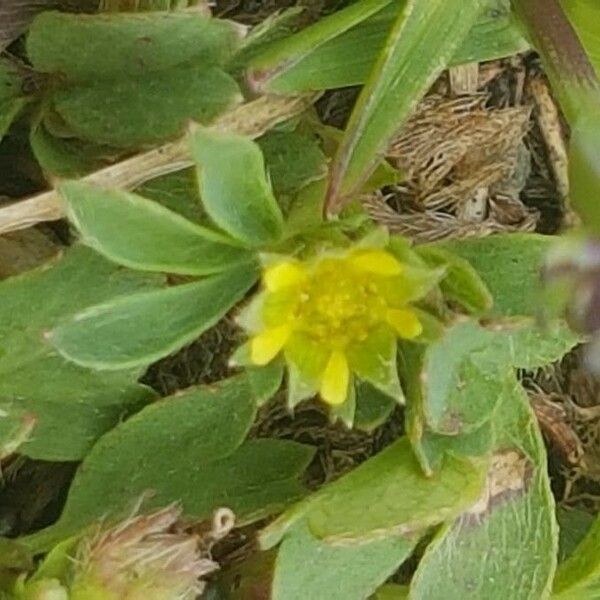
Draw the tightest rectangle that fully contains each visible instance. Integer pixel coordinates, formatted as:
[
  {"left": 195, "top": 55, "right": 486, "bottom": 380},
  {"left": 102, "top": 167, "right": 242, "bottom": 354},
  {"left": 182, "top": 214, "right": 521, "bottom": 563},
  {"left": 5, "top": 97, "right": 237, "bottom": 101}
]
[{"left": 365, "top": 88, "right": 540, "bottom": 243}]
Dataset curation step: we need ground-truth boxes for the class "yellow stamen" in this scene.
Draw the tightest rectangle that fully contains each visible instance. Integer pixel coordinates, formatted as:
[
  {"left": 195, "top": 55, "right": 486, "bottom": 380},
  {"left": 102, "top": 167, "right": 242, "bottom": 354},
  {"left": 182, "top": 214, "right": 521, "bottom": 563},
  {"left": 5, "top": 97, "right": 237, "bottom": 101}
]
[
  {"left": 250, "top": 325, "right": 291, "bottom": 365},
  {"left": 386, "top": 308, "right": 422, "bottom": 339},
  {"left": 263, "top": 262, "right": 307, "bottom": 292},
  {"left": 349, "top": 250, "right": 403, "bottom": 276},
  {"left": 320, "top": 350, "right": 350, "bottom": 406}
]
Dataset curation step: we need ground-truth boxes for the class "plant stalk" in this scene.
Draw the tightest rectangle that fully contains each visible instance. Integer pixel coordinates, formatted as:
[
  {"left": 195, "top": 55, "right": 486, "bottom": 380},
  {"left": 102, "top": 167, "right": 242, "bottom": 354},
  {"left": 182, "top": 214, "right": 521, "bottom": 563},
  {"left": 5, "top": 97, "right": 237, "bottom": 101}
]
[{"left": 0, "top": 94, "right": 314, "bottom": 236}]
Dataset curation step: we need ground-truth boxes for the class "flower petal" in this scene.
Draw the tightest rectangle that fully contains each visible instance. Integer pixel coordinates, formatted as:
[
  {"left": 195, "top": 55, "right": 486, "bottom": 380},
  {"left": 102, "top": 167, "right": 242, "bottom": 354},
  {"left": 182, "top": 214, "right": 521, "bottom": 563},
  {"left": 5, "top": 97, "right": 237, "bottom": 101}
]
[
  {"left": 263, "top": 261, "right": 307, "bottom": 292},
  {"left": 349, "top": 250, "right": 403, "bottom": 276},
  {"left": 320, "top": 350, "right": 350, "bottom": 406},
  {"left": 387, "top": 308, "right": 423, "bottom": 339},
  {"left": 250, "top": 325, "right": 291, "bottom": 365},
  {"left": 330, "top": 382, "right": 356, "bottom": 428}
]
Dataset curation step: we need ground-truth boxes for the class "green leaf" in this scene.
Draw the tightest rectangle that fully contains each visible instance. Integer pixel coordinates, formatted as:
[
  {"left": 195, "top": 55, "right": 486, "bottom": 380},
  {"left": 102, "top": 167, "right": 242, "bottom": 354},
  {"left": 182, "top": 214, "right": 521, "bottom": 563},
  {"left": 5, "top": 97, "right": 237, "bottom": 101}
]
[
  {"left": 416, "top": 420, "right": 495, "bottom": 475},
  {"left": 248, "top": 0, "right": 528, "bottom": 94},
  {"left": 327, "top": 0, "right": 484, "bottom": 208},
  {"left": 27, "top": 10, "right": 243, "bottom": 83},
  {"left": 557, "top": 507, "right": 595, "bottom": 563},
  {"left": 228, "top": 6, "right": 305, "bottom": 74},
  {"left": 562, "top": 0, "right": 600, "bottom": 76},
  {"left": 101, "top": 0, "right": 197, "bottom": 10},
  {"left": 49, "top": 263, "right": 258, "bottom": 370},
  {"left": 347, "top": 326, "right": 403, "bottom": 401},
  {"left": 553, "top": 512, "right": 600, "bottom": 597},
  {"left": 409, "top": 376, "right": 557, "bottom": 600},
  {"left": 0, "top": 403, "right": 36, "bottom": 458},
  {"left": 420, "top": 321, "right": 506, "bottom": 435},
  {"left": 373, "top": 584, "right": 410, "bottom": 600},
  {"left": 0, "top": 59, "right": 28, "bottom": 141},
  {"left": 247, "top": 0, "right": 393, "bottom": 93},
  {"left": 24, "top": 374, "right": 314, "bottom": 552},
  {"left": 30, "top": 120, "right": 122, "bottom": 178},
  {"left": 135, "top": 168, "right": 205, "bottom": 224},
  {"left": 354, "top": 381, "right": 395, "bottom": 433},
  {"left": 191, "top": 127, "right": 285, "bottom": 246},
  {"left": 53, "top": 65, "right": 242, "bottom": 148},
  {"left": 0, "top": 538, "right": 32, "bottom": 570},
  {"left": 401, "top": 342, "right": 493, "bottom": 474},
  {"left": 494, "top": 319, "right": 581, "bottom": 370},
  {"left": 258, "top": 130, "right": 328, "bottom": 197},
  {"left": 272, "top": 523, "right": 417, "bottom": 600},
  {"left": 568, "top": 114, "right": 600, "bottom": 235},
  {"left": 416, "top": 245, "right": 493, "bottom": 314},
  {"left": 0, "top": 246, "right": 162, "bottom": 460},
  {"left": 260, "top": 437, "right": 486, "bottom": 548},
  {"left": 416, "top": 319, "right": 579, "bottom": 436},
  {"left": 438, "top": 233, "right": 553, "bottom": 317},
  {"left": 60, "top": 181, "right": 253, "bottom": 275}
]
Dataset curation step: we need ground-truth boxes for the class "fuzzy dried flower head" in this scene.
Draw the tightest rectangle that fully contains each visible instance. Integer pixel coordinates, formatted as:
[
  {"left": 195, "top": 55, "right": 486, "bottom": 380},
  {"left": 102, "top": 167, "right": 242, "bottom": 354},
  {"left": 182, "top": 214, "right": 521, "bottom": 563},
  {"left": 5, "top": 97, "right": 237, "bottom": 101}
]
[
  {"left": 238, "top": 245, "right": 442, "bottom": 410},
  {"left": 68, "top": 505, "right": 233, "bottom": 600}
]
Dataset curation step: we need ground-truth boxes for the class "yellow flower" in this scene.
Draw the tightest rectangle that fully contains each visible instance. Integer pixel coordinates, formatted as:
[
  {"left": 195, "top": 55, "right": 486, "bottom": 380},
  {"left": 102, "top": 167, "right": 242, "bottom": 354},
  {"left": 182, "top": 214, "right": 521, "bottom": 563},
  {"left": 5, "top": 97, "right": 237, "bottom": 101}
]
[{"left": 240, "top": 246, "right": 442, "bottom": 410}]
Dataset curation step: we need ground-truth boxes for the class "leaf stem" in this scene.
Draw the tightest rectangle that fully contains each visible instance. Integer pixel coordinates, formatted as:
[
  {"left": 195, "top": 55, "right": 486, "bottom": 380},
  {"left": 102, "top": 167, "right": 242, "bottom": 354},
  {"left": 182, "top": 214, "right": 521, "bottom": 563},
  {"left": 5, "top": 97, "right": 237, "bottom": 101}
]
[{"left": 0, "top": 94, "right": 314, "bottom": 236}]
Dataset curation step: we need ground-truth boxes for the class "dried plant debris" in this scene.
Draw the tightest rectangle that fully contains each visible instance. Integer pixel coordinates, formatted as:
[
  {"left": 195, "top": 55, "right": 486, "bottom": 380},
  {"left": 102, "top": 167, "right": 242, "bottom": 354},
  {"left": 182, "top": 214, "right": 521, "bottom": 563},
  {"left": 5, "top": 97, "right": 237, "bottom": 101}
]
[
  {"left": 63, "top": 505, "right": 234, "bottom": 599},
  {"left": 465, "top": 449, "right": 533, "bottom": 525},
  {"left": 0, "top": 458, "right": 76, "bottom": 537},
  {"left": 252, "top": 397, "right": 403, "bottom": 488},
  {"left": 142, "top": 316, "right": 241, "bottom": 396},
  {"left": 366, "top": 91, "right": 539, "bottom": 243},
  {"left": 214, "top": 0, "right": 338, "bottom": 25},
  {"left": 523, "top": 351, "right": 600, "bottom": 510}
]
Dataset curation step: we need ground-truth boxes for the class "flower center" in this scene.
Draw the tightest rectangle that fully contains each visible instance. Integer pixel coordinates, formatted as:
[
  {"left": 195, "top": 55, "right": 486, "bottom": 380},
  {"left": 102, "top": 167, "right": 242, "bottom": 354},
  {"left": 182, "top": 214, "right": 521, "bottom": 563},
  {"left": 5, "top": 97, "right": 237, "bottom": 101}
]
[{"left": 295, "top": 260, "right": 386, "bottom": 347}]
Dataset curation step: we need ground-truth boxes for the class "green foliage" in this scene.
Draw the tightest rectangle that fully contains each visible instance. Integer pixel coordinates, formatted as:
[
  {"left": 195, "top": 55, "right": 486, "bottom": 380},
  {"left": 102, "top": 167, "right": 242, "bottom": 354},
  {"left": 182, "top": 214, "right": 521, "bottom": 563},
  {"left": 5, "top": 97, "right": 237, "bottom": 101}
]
[
  {"left": 569, "top": 116, "right": 600, "bottom": 236},
  {"left": 327, "top": 0, "right": 485, "bottom": 207},
  {"left": 553, "top": 511, "right": 600, "bottom": 598},
  {"left": 402, "top": 234, "right": 580, "bottom": 476},
  {"left": 0, "top": 2, "right": 594, "bottom": 598},
  {"left": 439, "top": 233, "right": 553, "bottom": 317},
  {"left": 25, "top": 373, "right": 313, "bottom": 552},
  {"left": 27, "top": 11, "right": 241, "bottom": 82},
  {"left": 248, "top": 0, "right": 528, "bottom": 93},
  {"left": 25, "top": 10, "right": 244, "bottom": 168},
  {"left": 0, "top": 60, "right": 28, "bottom": 142},
  {"left": 53, "top": 65, "right": 241, "bottom": 148},
  {"left": 416, "top": 245, "right": 493, "bottom": 314},
  {"left": 30, "top": 121, "right": 123, "bottom": 178},
  {"left": 257, "top": 129, "right": 328, "bottom": 198},
  {"left": 354, "top": 381, "right": 396, "bottom": 432},
  {"left": 271, "top": 523, "right": 416, "bottom": 600},
  {"left": 418, "top": 321, "right": 508, "bottom": 435},
  {"left": 373, "top": 584, "right": 410, "bottom": 599},
  {"left": 557, "top": 508, "right": 595, "bottom": 563},
  {"left": 60, "top": 181, "right": 252, "bottom": 275},
  {"left": 0, "top": 247, "right": 162, "bottom": 460},
  {"left": 260, "top": 437, "right": 486, "bottom": 548},
  {"left": 562, "top": 0, "right": 600, "bottom": 76},
  {"left": 410, "top": 376, "right": 557, "bottom": 599},
  {"left": 190, "top": 128, "right": 285, "bottom": 246},
  {"left": 49, "top": 263, "right": 257, "bottom": 370}
]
